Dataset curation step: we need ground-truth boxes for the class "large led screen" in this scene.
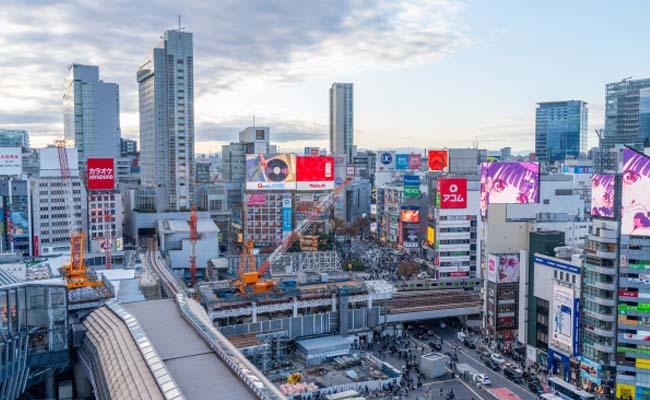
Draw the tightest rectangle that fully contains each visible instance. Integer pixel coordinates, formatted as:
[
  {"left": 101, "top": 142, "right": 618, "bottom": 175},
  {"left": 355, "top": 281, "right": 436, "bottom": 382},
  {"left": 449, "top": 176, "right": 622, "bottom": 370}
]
[
  {"left": 400, "top": 206, "right": 420, "bottom": 223},
  {"left": 487, "top": 253, "right": 520, "bottom": 283},
  {"left": 427, "top": 150, "right": 448, "bottom": 171},
  {"left": 480, "top": 162, "right": 539, "bottom": 215},
  {"left": 591, "top": 174, "right": 615, "bottom": 218},
  {"left": 296, "top": 156, "right": 334, "bottom": 191},
  {"left": 622, "top": 147, "right": 650, "bottom": 236},
  {"left": 246, "top": 154, "right": 297, "bottom": 191}
]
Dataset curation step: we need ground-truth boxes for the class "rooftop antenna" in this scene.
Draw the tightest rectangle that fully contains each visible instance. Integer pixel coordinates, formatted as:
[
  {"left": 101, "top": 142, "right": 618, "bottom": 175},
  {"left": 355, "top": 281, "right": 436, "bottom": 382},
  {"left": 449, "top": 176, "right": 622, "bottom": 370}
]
[{"left": 178, "top": 14, "right": 185, "bottom": 31}]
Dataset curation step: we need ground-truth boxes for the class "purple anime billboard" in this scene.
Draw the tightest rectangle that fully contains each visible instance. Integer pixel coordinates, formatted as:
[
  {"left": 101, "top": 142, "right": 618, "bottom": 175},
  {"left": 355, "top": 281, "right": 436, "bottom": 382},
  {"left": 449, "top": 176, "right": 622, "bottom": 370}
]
[
  {"left": 480, "top": 162, "right": 540, "bottom": 216},
  {"left": 591, "top": 174, "right": 615, "bottom": 218},
  {"left": 622, "top": 147, "right": 650, "bottom": 236}
]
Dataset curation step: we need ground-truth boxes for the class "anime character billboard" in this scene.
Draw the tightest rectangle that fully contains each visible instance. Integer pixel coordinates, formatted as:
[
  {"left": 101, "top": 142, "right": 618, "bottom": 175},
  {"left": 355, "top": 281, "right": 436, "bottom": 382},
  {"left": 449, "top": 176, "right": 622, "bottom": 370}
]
[
  {"left": 622, "top": 147, "right": 650, "bottom": 236},
  {"left": 480, "top": 162, "right": 539, "bottom": 216},
  {"left": 591, "top": 174, "right": 615, "bottom": 218}
]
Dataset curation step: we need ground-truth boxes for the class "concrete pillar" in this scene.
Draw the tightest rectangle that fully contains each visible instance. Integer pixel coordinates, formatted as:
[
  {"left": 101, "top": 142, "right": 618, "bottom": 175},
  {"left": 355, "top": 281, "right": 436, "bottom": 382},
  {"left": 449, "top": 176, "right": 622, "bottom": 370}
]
[
  {"left": 368, "top": 293, "right": 373, "bottom": 310},
  {"left": 44, "top": 369, "right": 56, "bottom": 400},
  {"left": 332, "top": 293, "right": 337, "bottom": 312},
  {"left": 73, "top": 361, "right": 93, "bottom": 399},
  {"left": 251, "top": 301, "right": 257, "bottom": 323},
  {"left": 293, "top": 297, "right": 298, "bottom": 318}
]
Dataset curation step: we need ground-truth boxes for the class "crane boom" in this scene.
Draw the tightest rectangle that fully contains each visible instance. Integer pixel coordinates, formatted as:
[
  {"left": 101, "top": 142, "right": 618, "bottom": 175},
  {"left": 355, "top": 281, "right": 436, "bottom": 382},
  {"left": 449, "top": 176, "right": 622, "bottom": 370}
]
[{"left": 257, "top": 176, "right": 351, "bottom": 276}]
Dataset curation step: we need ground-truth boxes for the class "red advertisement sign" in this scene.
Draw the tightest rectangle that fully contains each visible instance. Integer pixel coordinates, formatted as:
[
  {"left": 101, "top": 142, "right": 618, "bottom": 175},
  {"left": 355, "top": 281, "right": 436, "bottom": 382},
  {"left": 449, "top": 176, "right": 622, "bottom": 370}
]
[
  {"left": 438, "top": 178, "right": 467, "bottom": 208},
  {"left": 33, "top": 235, "right": 39, "bottom": 256},
  {"left": 428, "top": 150, "right": 448, "bottom": 171},
  {"left": 87, "top": 158, "right": 115, "bottom": 190},
  {"left": 449, "top": 271, "right": 468, "bottom": 278},
  {"left": 296, "top": 156, "right": 334, "bottom": 190},
  {"left": 619, "top": 290, "right": 638, "bottom": 298},
  {"left": 247, "top": 193, "right": 266, "bottom": 206},
  {"left": 408, "top": 154, "right": 422, "bottom": 170}
]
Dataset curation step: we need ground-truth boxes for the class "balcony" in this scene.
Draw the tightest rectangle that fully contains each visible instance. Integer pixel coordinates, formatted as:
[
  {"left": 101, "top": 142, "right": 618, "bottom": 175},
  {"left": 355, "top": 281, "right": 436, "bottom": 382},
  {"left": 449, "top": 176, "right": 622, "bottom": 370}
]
[
  {"left": 593, "top": 341, "right": 615, "bottom": 353},
  {"left": 584, "top": 294, "right": 616, "bottom": 307},
  {"left": 595, "top": 249, "right": 617, "bottom": 259},
  {"left": 583, "top": 263, "right": 617, "bottom": 276},
  {"left": 583, "top": 309, "right": 615, "bottom": 322},
  {"left": 620, "top": 278, "right": 650, "bottom": 289},
  {"left": 584, "top": 279, "right": 616, "bottom": 291}
]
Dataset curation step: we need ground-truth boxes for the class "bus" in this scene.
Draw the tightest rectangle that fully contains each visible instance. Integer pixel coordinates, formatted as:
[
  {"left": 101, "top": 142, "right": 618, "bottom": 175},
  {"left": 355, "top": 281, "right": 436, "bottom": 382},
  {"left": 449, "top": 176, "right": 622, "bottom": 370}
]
[
  {"left": 547, "top": 377, "right": 596, "bottom": 400},
  {"left": 539, "top": 394, "right": 564, "bottom": 400}
]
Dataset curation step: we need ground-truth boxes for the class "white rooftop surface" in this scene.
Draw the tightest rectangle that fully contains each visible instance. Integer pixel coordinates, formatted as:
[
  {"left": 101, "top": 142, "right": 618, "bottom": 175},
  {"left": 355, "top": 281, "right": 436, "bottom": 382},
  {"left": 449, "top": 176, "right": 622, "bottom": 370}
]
[
  {"left": 159, "top": 218, "right": 219, "bottom": 234},
  {"left": 297, "top": 335, "right": 355, "bottom": 352}
]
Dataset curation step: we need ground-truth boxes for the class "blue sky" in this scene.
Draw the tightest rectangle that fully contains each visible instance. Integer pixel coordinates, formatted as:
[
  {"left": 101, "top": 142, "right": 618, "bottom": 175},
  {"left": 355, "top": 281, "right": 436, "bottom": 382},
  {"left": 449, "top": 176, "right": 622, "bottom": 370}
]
[{"left": 0, "top": 1, "right": 648, "bottom": 154}]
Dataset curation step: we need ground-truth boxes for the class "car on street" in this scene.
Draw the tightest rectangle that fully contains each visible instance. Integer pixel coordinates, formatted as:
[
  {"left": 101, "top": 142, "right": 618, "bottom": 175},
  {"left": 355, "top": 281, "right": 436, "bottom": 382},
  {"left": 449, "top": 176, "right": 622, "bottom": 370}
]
[
  {"left": 490, "top": 353, "right": 506, "bottom": 366},
  {"left": 429, "top": 340, "right": 442, "bottom": 351},
  {"left": 439, "top": 320, "right": 447, "bottom": 329},
  {"left": 456, "top": 332, "right": 467, "bottom": 341},
  {"left": 474, "top": 373, "right": 491, "bottom": 386},
  {"left": 503, "top": 363, "right": 524, "bottom": 384},
  {"left": 484, "top": 357, "right": 501, "bottom": 371},
  {"left": 462, "top": 337, "right": 475, "bottom": 349},
  {"left": 528, "top": 381, "right": 545, "bottom": 395},
  {"left": 479, "top": 348, "right": 492, "bottom": 362}
]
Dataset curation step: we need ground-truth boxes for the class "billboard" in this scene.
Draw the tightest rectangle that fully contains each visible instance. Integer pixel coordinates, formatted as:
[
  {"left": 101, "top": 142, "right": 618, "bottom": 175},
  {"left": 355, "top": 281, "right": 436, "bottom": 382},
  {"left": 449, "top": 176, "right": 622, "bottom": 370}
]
[
  {"left": 10, "top": 210, "right": 29, "bottom": 238},
  {"left": 246, "top": 154, "right": 297, "bottom": 191},
  {"left": 591, "top": 174, "right": 615, "bottom": 218},
  {"left": 403, "top": 175, "right": 420, "bottom": 198},
  {"left": 438, "top": 178, "right": 467, "bottom": 209},
  {"left": 282, "top": 198, "right": 292, "bottom": 239},
  {"left": 0, "top": 147, "right": 22, "bottom": 176},
  {"left": 408, "top": 154, "right": 422, "bottom": 170},
  {"left": 247, "top": 193, "right": 266, "bottom": 206},
  {"left": 376, "top": 151, "right": 396, "bottom": 171},
  {"left": 621, "top": 147, "right": 650, "bottom": 236},
  {"left": 370, "top": 204, "right": 377, "bottom": 214},
  {"left": 87, "top": 158, "right": 115, "bottom": 190},
  {"left": 369, "top": 222, "right": 377, "bottom": 233},
  {"left": 550, "top": 284, "right": 574, "bottom": 355},
  {"left": 487, "top": 254, "right": 498, "bottom": 283},
  {"left": 396, "top": 154, "right": 409, "bottom": 170},
  {"left": 296, "top": 156, "right": 334, "bottom": 191},
  {"left": 427, "top": 149, "right": 448, "bottom": 171},
  {"left": 480, "top": 162, "right": 539, "bottom": 215},
  {"left": 488, "top": 253, "right": 520, "bottom": 283},
  {"left": 400, "top": 206, "right": 420, "bottom": 223},
  {"left": 580, "top": 357, "right": 602, "bottom": 385},
  {"left": 402, "top": 225, "right": 419, "bottom": 248},
  {"left": 427, "top": 226, "right": 435, "bottom": 245}
]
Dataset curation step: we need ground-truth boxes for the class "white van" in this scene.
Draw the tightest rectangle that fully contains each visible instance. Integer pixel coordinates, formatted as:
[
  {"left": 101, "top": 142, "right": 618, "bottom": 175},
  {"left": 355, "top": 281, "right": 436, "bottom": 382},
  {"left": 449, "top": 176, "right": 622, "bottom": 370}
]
[
  {"left": 457, "top": 331, "right": 467, "bottom": 341},
  {"left": 474, "top": 373, "right": 491, "bottom": 386}
]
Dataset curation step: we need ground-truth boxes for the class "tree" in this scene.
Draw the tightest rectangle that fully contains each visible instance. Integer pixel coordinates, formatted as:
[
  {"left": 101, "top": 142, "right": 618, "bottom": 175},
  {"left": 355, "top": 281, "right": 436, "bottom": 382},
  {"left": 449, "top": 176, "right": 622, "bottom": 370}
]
[{"left": 397, "top": 260, "right": 420, "bottom": 279}]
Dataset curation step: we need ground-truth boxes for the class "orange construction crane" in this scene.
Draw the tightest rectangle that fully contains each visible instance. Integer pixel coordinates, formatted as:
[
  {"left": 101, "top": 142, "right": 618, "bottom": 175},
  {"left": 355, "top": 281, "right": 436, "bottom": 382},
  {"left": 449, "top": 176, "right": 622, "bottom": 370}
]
[
  {"left": 233, "top": 177, "right": 352, "bottom": 295},
  {"left": 189, "top": 205, "right": 198, "bottom": 286},
  {"left": 55, "top": 139, "right": 102, "bottom": 289}
]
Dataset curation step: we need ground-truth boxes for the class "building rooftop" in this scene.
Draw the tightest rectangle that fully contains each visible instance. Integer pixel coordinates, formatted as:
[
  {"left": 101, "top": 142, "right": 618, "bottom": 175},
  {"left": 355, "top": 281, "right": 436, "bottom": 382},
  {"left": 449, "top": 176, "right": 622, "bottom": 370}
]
[
  {"left": 158, "top": 218, "right": 220, "bottom": 234},
  {"left": 297, "top": 335, "right": 355, "bottom": 353}
]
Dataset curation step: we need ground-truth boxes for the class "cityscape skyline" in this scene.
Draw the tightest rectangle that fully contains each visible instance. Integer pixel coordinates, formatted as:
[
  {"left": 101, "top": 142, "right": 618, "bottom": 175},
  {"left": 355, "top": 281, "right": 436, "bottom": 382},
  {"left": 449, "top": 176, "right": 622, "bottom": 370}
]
[{"left": 2, "top": 1, "right": 650, "bottom": 154}]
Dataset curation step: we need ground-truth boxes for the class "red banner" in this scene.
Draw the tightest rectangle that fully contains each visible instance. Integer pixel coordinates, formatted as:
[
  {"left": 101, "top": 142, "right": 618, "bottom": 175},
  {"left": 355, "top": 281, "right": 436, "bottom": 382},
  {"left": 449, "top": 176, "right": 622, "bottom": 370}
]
[
  {"left": 428, "top": 150, "right": 448, "bottom": 171},
  {"left": 87, "top": 158, "right": 115, "bottom": 190},
  {"left": 296, "top": 156, "right": 334, "bottom": 190},
  {"left": 619, "top": 290, "right": 638, "bottom": 298},
  {"left": 438, "top": 178, "right": 467, "bottom": 208}
]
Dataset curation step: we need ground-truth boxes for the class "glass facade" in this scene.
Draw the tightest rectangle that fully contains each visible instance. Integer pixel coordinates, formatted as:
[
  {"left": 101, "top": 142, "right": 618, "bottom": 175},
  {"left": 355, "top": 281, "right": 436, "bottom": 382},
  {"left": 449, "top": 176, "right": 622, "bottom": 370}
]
[{"left": 535, "top": 100, "right": 588, "bottom": 164}]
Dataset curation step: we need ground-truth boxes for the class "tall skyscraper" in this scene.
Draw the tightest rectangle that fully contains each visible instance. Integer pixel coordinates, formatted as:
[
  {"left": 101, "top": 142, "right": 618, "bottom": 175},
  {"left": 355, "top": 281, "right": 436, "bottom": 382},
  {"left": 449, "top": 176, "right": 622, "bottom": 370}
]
[
  {"left": 329, "top": 83, "right": 354, "bottom": 161},
  {"left": 603, "top": 77, "right": 650, "bottom": 149},
  {"left": 137, "top": 29, "right": 194, "bottom": 212},
  {"left": 63, "top": 64, "right": 121, "bottom": 170},
  {"left": 535, "top": 100, "right": 588, "bottom": 164}
]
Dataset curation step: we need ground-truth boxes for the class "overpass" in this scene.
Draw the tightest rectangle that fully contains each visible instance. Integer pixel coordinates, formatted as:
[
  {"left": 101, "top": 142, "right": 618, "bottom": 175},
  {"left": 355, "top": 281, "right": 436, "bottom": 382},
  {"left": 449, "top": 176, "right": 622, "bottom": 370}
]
[{"left": 381, "top": 290, "right": 480, "bottom": 323}]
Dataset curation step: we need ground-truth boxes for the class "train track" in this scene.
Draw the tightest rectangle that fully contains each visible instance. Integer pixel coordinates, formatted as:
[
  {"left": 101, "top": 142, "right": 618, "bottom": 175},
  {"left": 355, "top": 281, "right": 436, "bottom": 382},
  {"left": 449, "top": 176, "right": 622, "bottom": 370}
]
[{"left": 147, "top": 249, "right": 183, "bottom": 297}]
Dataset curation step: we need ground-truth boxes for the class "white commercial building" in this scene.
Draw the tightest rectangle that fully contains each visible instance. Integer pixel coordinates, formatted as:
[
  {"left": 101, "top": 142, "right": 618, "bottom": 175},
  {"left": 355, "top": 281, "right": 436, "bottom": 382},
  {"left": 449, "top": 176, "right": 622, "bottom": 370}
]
[
  {"left": 157, "top": 218, "right": 219, "bottom": 280},
  {"left": 138, "top": 29, "right": 194, "bottom": 212},
  {"left": 31, "top": 147, "right": 87, "bottom": 256},
  {"left": 87, "top": 191, "right": 124, "bottom": 254},
  {"left": 330, "top": 83, "right": 354, "bottom": 162},
  {"left": 63, "top": 64, "right": 121, "bottom": 169}
]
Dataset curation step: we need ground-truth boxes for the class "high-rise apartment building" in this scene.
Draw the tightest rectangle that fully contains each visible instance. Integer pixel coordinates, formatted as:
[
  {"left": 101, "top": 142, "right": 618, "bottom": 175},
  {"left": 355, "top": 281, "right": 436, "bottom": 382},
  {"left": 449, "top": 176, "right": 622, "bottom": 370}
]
[
  {"left": 603, "top": 78, "right": 650, "bottom": 150},
  {"left": 329, "top": 83, "right": 354, "bottom": 161},
  {"left": 63, "top": 64, "right": 121, "bottom": 169},
  {"left": 120, "top": 138, "right": 137, "bottom": 156},
  {"left": 535, "top": 100, "right": 588, "bottom": 164},
  {"left": 0, "top": 178, "right": 32, "bottom": 256},
  {"left": 137, "top": 29, "right": 194, "bottom": 212}
]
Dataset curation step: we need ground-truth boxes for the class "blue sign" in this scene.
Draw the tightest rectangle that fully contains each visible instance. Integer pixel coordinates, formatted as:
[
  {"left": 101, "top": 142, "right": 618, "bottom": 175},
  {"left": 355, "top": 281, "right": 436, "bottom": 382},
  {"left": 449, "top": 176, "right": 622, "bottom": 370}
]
[
  {"left": 335, "top": 177, "right": 343, "bottom": 185},
  {"left": 380, "top": 152, "right": 393, "bottom": 164},
  {"left": 561, "top": 166, "right": 593, "bottom": 174},
  {"left": 573, "top": 298, "right": 580, "bottom": 357},
  {"left": 403, "top": 175, "right": 420, "bottom": 187},
  {"left": 533, "top": 255, "right": 581, "bottom": 274},
  {"left": 282, "top": 198, "right": 292, "bottom": 239},
  {"left": 396, "top": 154, "right": 409, "bottom": 170}
]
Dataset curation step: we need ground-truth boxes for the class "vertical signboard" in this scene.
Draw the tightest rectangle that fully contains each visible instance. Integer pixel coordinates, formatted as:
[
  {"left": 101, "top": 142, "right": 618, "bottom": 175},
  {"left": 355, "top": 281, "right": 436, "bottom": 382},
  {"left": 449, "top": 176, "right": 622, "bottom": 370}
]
[
  {"left": 427, "top": 150, "right": 448, "bottom": 171},
  {"left": 591, "top": 174, "right": 615, "bottom": 218},
  {"left": 408, "top": 154, "right": 422, "bottom": 170},
  {"left": 282, "top": 198, "right": 292, "bottom": 240},
  {"left": 395, "top": 154, "right": 409, "bottom": 170},
  {"left": 87, "top": 158, "right": 115, "bottom": 190},
  {"left": 621, "top": 147, "right": 650, "bottom": 236},
  {"left": 438, "top": 178, "right": 467, "bottom": 209},
  {"left": 550, "top": 284, "right": 574, "bottom": 356},
  {"left": 376, "top": 151, "right": 396, "bottom": 171},
  {"left": 403, "top": 175, "right": 420, "bottom": 198}
]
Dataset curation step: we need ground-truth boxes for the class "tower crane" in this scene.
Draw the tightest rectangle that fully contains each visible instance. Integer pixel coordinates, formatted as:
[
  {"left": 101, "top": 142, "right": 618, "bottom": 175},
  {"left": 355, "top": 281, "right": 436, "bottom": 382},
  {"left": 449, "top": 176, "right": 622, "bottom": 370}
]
[
  {"left": 189, "top": 205, "right": 198, "bottom": 286},
  {"left": 233, "top": 176, "right": 352, "bottom": 295},
  {"left": 55, "top": 139, "right": 102, "bottom": 289}
]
